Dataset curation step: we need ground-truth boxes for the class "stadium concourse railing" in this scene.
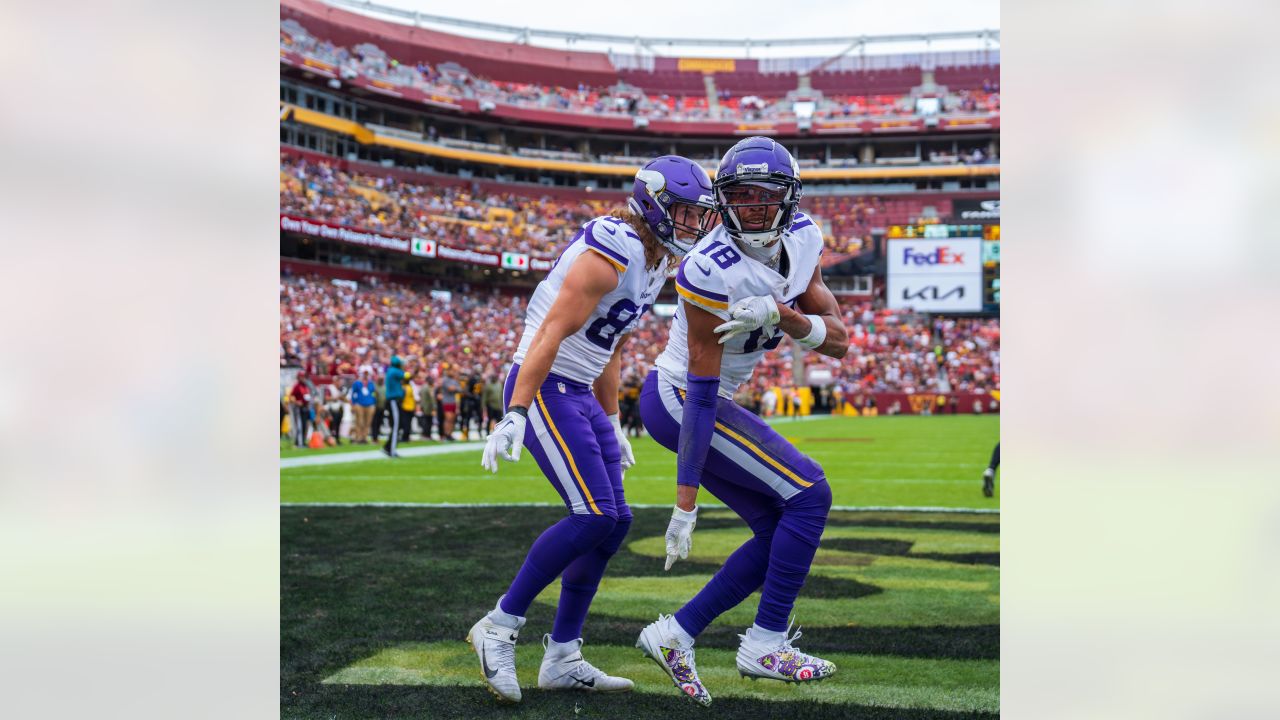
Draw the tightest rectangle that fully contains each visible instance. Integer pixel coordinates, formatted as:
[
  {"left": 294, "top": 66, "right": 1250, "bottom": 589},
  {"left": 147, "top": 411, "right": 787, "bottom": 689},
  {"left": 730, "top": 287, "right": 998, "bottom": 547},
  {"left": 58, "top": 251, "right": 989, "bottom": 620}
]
[
  {"left": 282, "top": 50, "right": 1000, "bottom": 140},
  {"left": 281, "top": 103, "right": 1002, "bottom": 181}
]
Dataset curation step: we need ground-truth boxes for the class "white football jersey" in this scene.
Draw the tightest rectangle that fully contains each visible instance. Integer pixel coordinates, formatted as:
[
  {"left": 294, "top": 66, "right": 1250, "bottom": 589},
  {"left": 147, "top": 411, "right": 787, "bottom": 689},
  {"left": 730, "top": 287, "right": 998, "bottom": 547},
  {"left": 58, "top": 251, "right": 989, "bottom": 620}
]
[
  {"left": 654, "top": 212, "right": 823, "bottom": 399},
  {"left": 515, "top": 216, "right": 668, "bottom": 385}
]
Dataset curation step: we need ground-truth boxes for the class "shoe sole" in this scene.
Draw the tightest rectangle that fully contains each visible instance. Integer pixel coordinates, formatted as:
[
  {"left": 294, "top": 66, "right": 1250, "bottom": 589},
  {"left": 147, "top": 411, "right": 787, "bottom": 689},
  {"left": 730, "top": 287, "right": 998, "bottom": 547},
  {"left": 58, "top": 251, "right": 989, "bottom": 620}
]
[
  {"left": 636, "top": 626, "right": 711, "bottom": 706},
  {"left": 737, "top": 667, "right": 836, "bottom": 684},
  {"left": 465, "top": 631, "right": 521, "bottom": 704},
  {"left": 536, "top": 681, "right": 634, "bottom": 693}
]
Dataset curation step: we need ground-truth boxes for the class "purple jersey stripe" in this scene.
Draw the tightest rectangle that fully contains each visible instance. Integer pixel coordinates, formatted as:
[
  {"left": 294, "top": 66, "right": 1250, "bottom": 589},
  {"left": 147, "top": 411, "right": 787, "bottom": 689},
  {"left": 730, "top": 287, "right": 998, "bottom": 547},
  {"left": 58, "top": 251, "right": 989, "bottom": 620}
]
[
  {"left": 584, "top": 234, "right": 629, "bottom": 267},
  {"left": 675, "top": 261, "right": 729, "bottom": 303}
]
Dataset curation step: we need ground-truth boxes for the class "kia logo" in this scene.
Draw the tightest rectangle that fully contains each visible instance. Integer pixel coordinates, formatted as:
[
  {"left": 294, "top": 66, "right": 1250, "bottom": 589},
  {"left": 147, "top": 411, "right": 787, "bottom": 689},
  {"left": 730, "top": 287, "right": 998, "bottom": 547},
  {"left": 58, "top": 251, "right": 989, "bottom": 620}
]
[{"left": 902, "top": 285, "right": 965, "bottom": 301}]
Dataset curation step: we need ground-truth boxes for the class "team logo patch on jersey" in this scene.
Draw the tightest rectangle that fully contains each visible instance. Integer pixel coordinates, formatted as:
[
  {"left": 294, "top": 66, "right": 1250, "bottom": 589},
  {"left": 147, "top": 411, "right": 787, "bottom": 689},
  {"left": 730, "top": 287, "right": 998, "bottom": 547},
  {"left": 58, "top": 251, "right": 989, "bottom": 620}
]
[{"left": 557, "top": 382, "right": 567, "bottom": 394}]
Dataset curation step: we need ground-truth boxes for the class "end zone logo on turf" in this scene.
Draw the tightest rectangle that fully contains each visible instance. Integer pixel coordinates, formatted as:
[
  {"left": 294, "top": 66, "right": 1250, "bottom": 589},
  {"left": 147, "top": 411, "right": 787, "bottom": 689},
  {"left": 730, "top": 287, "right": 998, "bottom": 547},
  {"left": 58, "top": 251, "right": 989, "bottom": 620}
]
[{"left": 902, "top": 246, "right": 966, "bottom": 266}]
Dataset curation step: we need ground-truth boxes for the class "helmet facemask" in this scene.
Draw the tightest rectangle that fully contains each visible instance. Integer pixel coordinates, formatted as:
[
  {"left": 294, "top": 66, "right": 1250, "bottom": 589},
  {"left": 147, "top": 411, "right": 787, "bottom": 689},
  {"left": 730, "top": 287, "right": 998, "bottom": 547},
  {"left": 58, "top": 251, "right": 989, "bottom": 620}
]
[{"left": 715, "top": 179, "right": 799, "bottom": 248}]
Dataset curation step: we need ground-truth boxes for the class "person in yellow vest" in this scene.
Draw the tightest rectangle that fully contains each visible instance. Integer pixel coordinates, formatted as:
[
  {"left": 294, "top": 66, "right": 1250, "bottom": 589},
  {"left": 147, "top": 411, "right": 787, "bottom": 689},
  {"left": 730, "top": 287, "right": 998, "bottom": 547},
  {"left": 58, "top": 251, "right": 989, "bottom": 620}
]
[{"left": 399, "top": 372, "right": 417, "bottom": 444}]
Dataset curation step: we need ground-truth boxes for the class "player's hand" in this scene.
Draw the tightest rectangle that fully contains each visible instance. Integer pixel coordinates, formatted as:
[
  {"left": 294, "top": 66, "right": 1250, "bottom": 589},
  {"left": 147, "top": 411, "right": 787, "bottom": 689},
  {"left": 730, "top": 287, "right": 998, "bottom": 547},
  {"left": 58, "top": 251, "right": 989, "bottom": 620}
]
[
  {"left": 607, "top": 413, "right": 635, "bottom": 470},
  {"left": 481, "top": 411, "right": 526, "bottom": 473},
  {"left": 664, "top": 505, "right": 698, "bottom": 570},
  {"left": 714, "top": 295, "right": 780, "bottom": 344}
]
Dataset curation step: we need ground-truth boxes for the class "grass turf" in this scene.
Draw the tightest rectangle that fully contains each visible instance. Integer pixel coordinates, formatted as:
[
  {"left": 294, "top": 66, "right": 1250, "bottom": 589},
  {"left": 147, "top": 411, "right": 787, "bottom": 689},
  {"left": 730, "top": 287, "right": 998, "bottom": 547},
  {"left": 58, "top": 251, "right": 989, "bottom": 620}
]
[
  {"left": 281, "top": 415, "right": 1000, "bottom": 508},
  {"left": 282, "top": 506, "right": 998, "bottom": 718}
]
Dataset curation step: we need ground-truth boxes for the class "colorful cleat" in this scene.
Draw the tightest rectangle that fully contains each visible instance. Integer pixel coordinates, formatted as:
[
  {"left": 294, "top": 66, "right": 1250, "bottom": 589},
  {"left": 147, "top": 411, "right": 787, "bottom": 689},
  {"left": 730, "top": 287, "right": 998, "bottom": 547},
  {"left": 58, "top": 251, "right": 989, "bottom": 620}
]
[
  {"left": 537, "top": 635, "right": 634, "bottom": 693},
  {"left": 636, "top": 615, "right": 712, "bottom": 706},
  {"left": 736, "top": 622, "right": 836, "bottom": 684}
]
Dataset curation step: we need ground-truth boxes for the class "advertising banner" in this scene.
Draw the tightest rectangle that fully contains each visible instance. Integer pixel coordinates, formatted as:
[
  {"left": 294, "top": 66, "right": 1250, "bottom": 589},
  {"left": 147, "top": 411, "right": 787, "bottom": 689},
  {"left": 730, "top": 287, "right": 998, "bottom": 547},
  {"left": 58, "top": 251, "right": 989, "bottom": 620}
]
[
  {"left": 887, "top": 238, "right": 982, "bottom": 276},
  {"left": 281, "top": 215, "right": 548, "bottom": 272},
  {"left": 887, "top": 238, "right": 983, "bottom": 312},
  {"left": 954, "top": 198, "right": 1001, "bottom": 221}
]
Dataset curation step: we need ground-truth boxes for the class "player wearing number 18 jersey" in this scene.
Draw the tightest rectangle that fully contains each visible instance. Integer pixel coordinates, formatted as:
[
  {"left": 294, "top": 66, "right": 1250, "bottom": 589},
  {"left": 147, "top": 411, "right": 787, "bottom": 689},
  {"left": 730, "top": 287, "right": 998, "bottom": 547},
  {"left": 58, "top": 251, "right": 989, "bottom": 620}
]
[
  {"left": 635, "top": 137, "right": 851, "bottom": 705},
  {"left": 467, "top": 156, "right": 717, "bottom": 704}
]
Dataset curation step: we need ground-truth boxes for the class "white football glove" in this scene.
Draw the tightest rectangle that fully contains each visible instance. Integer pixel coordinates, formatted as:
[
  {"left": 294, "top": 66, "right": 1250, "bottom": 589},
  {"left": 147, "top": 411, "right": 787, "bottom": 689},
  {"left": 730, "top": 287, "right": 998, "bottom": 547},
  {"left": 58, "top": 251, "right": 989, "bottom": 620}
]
[
  {"left": 714, "top": 295, "right": 781, "bottom": 344},
  {"left": 607, "top": 413, "right": 635, "bottom": 470},
  {"left": 664, "top": 505, "right": 698, "bottom": 571},
  {"left": 481, "top": 410, "right": 527, "bottom": 473}
]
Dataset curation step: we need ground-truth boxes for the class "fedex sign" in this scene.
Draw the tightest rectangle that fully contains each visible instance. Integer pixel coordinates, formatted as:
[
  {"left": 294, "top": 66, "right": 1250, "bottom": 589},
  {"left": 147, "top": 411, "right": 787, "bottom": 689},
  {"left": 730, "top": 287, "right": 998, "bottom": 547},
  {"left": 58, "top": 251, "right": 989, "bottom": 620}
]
[
  {"left": 887, "top": 238, "right": 982, "bottom": 312},
  {"left": 888, "top": 239, "right": 981, "bottom": 275},
  {"left": 901, "top": 245, "right": 967, "bottom": 267}
]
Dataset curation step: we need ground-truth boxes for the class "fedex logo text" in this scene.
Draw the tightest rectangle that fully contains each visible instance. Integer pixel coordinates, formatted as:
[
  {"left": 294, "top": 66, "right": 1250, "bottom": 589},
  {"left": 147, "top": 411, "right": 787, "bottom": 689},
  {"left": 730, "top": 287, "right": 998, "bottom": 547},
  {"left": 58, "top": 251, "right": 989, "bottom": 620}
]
[{"left": 902, "top": 246, "right": 965, "bottom": 266}]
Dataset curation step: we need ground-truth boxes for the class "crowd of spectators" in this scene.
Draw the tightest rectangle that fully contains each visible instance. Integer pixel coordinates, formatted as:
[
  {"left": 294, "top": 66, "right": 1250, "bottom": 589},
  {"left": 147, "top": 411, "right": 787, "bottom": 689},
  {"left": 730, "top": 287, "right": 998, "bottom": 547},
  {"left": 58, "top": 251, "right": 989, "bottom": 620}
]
[
  {"left": 281, "top": 154, "right": 609, "bottom": 256},
  {"left": 281, "top": 21, "right": 999, "bottom": 126},
  {"left": 280, "top": 272, "right": 999, "bottom": 444},
  {"left": 279, "top": 153, "right": 902, "bottom": 258}
]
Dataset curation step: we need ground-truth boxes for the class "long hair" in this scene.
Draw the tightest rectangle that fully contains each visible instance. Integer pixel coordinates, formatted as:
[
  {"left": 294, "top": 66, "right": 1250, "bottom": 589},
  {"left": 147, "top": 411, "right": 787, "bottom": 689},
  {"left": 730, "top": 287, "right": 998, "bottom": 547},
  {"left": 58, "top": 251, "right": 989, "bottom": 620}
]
[{"left": 612, "top": 209, "right": 679, "bottom": 273}]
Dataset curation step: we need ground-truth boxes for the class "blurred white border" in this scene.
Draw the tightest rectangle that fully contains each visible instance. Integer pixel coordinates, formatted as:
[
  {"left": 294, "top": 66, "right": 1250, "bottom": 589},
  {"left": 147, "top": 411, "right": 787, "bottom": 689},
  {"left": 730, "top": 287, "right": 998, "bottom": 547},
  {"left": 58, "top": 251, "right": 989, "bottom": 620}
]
[
  {"left": 0, "top": 1, "right": 279, "bottom": 718},
  {"left": 1004, "top": 0, "right": 1280, "bottom": 717}
]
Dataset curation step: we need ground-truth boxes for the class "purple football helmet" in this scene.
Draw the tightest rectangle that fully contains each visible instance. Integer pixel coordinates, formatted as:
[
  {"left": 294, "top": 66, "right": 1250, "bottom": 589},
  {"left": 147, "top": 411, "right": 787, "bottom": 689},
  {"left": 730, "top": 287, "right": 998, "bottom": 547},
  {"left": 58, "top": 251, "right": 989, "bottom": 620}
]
[
  {"left": 626, "top": 155, "right": 718, "bottom": 257},
  {"left": 713, "top": 136, "right": 803, "bottom": 247}
]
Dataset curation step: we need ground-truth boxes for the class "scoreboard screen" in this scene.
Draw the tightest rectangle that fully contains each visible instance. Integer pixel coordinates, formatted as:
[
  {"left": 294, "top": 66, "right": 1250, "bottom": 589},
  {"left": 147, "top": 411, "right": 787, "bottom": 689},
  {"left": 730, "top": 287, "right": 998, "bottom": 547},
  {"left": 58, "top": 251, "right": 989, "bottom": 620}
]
[
  {"left": 886, "top": 223, "right": 998, "bottom": 239},
  {"left": 982, "top": 239, "right": 1000, "bottom": 311}
]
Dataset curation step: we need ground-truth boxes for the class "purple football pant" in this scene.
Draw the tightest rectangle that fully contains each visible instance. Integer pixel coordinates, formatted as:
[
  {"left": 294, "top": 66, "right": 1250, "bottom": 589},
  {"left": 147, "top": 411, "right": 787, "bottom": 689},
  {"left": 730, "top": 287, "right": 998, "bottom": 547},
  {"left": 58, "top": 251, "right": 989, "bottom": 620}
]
[
  {"left": 497, "top": 364, "right": 632, "bottom": 643},
  {"left": 640, "top": 370, "right": 832, "bottom": 634}
]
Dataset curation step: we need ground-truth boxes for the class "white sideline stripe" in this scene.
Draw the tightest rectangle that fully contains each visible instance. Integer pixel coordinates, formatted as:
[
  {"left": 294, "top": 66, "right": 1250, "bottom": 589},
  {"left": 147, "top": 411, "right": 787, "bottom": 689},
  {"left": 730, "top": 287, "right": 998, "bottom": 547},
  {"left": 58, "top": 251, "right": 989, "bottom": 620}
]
[
  {"left": 281, "top": 414, "right": 934, "bottom": 469},
  {"left": 279, "top": 502, "right": 999, "bottom": 514},
  {"left": 280, "top": 441, "right": 485, "bottom": 469}
]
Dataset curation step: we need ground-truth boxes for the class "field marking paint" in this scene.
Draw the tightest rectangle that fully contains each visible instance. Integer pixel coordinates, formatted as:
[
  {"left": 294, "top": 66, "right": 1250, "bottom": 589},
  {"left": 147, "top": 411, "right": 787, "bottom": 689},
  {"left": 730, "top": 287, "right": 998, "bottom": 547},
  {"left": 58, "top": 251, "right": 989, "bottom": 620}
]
[
  {"left": 280, "top": 501, "right": 998, "bottom": 514},
  {"left": 281, "top": 441, "right": 485, "bottom": 469}
]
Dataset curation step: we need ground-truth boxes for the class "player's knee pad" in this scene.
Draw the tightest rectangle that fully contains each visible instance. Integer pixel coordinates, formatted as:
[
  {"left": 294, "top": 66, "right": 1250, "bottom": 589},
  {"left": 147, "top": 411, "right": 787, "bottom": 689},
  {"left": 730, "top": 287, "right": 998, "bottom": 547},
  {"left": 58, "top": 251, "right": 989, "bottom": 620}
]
[
  {"left": 566, "top": 512, "right": 618, "bottom": 554},
  {"left": 595, "top": 516, "right": 632, "bottom": 556},
  {"left": 780, "top": 481, "right": 832, "bottom": 544},
  {"left": 792, "top": 479, "right": 832, "bottom": 515}
]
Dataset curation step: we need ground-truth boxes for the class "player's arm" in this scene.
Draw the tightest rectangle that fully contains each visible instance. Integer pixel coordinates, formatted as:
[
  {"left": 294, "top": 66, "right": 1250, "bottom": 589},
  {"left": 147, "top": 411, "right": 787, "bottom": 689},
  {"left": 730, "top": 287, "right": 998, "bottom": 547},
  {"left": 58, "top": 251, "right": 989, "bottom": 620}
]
[
  {"left": 510, "top": 251, "right": 620, "bottom": 412},
  {"left": 594, "top": 334, "right": 637, "bottom": 470},
  {"left": 675, "top": 303, "right": 726, "bottom": 511},
  {"left": 592, "top": 333, "right": 630, "bottom": 415},
  {"left": 661, "top": 302, "right": 723, "bottom": 569},
  {"left": 774, "top": 266, "right": 850, "bottom": 359}
]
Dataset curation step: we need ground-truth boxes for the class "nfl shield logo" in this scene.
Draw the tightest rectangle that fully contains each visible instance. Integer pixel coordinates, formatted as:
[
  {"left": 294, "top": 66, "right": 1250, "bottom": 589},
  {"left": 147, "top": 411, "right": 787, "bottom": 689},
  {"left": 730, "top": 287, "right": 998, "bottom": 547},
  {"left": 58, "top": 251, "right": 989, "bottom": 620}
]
[{"left": 557, "top": 382, "right": 566, "bottom": 394}]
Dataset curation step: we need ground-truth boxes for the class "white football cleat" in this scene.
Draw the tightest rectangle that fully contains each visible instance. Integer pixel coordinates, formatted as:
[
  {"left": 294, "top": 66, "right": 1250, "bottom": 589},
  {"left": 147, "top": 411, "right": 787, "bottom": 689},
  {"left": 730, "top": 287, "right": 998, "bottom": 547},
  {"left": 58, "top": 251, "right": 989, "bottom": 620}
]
[
  {"left": 466, "top": 606, "right": 526, "bottom": 703},
  {"left": 537, "top": 635, "right": 634, "bottom": 693},
  {"left": 736, "top": 621, "right": 836, "bottom": 683},
  {"left": 635, "top": 615, "right": 711, "bottom": 706}
]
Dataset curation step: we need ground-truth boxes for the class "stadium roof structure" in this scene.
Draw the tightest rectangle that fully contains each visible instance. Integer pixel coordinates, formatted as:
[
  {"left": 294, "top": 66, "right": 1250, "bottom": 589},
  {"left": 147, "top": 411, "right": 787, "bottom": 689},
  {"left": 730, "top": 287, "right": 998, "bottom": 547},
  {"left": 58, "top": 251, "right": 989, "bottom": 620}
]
[{"left": 321, "top": 0, "right": 999, "bottom": 58}]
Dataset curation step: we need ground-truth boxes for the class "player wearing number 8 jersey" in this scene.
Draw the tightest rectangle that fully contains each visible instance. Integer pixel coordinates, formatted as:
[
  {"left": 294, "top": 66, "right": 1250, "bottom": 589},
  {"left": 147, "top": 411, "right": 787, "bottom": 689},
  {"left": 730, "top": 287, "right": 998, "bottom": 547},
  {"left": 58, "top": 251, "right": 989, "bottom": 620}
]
[
  {"left": 468, "top": 156, "right": 718, "bottom": 704},
  {"left": 635, "top": 137, "right": 851, "bottom": 706}
]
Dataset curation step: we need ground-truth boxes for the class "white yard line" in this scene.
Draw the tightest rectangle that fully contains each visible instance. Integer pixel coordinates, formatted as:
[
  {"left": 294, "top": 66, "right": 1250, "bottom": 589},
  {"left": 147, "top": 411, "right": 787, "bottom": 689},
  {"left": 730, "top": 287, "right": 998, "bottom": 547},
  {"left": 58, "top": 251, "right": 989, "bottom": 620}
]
[{"left": 280, "top": 441, "right": 485, "bottom": 469}]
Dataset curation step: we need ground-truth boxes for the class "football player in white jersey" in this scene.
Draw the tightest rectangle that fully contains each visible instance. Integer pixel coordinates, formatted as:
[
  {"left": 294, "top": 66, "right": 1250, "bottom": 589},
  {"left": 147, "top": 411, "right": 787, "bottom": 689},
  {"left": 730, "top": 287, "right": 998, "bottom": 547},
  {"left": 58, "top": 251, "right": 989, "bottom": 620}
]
[
  {"left": 634, "top": 137, "right": 850, "bottom": 705},
  {"left": 468, "top": 156, "right": 717, "bottom": 703}
]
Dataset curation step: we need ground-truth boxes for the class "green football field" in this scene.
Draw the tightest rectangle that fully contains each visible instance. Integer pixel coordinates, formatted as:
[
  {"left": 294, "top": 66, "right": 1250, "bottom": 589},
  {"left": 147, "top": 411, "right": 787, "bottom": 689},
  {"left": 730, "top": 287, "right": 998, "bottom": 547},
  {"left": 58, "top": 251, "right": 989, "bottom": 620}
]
[
  {"left": 281, "top": 415, "right": 1000, "bottom": 718},
  {"left": 281, "top": 415, "right": 1000, "bottom": 508}
]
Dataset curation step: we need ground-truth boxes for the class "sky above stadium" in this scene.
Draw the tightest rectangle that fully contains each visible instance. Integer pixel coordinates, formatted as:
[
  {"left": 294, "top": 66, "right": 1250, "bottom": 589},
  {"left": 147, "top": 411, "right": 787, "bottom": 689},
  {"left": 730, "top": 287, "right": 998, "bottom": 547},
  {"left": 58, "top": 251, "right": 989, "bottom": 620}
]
[{"left": 356, "top": 0, "right": 1000, "bottom": 57}]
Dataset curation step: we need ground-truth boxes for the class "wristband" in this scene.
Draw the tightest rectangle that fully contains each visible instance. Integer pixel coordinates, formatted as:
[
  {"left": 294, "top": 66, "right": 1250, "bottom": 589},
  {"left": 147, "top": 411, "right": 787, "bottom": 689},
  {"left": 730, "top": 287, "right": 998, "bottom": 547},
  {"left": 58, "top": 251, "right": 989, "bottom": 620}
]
[
  {"left": 607, "top": 413, "right": 622, "bottom": 429},
  {"left": 672, "top": 505, "right": 698, "bottom": 522},
  {"left": 507, "top": 405, "right": 529, "bottom": 418},
  {"left": 796, "top": 314, "right": 827, "bottom": 350}
]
